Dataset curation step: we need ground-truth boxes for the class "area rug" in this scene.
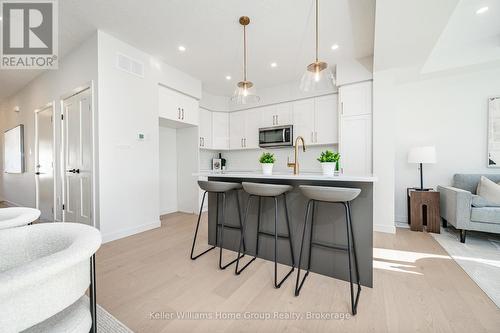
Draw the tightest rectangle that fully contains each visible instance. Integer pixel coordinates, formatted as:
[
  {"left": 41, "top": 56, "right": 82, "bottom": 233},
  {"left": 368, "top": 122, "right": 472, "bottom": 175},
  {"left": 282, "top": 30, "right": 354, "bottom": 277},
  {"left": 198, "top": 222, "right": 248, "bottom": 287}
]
[
  {"left": 431, "top": 227, "right": 500, "bottom": 308},
  {"left": 83, "top": 297, "right": 134, "bottom": 333}
]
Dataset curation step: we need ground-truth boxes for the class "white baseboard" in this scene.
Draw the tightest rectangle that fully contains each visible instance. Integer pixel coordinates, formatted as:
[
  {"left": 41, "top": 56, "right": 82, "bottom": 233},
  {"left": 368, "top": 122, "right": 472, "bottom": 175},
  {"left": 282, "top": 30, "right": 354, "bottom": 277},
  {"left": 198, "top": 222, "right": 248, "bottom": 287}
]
[
  {"left": 374, "top": 223, "right": 396, "bottom": 234},
  {"left": 396, "top": 221, "right": 410, "bottom": 229},
  {"left": 102, "top": 220, "right": 161, "bottom": 243}
]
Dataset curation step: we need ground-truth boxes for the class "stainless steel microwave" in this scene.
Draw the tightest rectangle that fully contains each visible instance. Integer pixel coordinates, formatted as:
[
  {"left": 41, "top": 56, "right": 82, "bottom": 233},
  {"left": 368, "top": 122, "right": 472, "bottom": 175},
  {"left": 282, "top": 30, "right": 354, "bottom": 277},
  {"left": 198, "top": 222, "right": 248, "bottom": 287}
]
[{"left": 259, "top": 125, "right": 293, "bottom": 148}]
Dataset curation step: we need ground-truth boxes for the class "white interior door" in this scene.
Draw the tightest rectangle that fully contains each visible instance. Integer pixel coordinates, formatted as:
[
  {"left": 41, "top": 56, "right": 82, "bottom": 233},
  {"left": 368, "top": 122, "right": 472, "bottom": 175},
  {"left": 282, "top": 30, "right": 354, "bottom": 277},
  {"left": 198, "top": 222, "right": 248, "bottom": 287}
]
[
  {"left": 35, "top": 104, "right": 55, "bottom": 221},
  {"left": 63, "top": 88, "right": 93, "bottom": 225}
]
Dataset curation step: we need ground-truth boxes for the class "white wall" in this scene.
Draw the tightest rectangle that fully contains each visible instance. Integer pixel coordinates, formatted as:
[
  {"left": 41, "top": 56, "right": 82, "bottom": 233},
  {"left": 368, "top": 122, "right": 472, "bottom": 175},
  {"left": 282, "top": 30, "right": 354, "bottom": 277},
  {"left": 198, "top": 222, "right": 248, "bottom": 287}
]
[
  {"left": 393, "top": 64, "right": 500, "bottom": 222},
  {"left": 97, "top": 31, "right": 201, "bottom": 242},
  {"left": 159, "top": 125, "right": 177, "bottom": 215},
  {"left": 0, "top": 33, "right": 98, "bottom": 221}
]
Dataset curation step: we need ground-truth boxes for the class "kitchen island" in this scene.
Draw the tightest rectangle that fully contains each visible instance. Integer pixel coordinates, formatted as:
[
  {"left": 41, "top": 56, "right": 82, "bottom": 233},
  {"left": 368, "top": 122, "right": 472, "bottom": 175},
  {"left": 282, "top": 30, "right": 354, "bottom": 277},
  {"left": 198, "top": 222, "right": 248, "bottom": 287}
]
[{"left": 195, "top": 171, "right": 377, "bottom": 287}]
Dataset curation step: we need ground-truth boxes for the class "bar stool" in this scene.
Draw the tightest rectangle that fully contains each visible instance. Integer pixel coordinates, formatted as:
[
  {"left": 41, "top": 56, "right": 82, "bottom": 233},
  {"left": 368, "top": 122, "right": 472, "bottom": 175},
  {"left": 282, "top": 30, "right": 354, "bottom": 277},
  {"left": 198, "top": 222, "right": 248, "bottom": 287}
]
[
  {"left": 295, "top": 185, "right": 361, "bottom": 315},
  {"left": 235, "top": 182, "right": 295, "bottom": 288},
  {"left": 190, "top": 180, "right": 246, "bottom": 270}
]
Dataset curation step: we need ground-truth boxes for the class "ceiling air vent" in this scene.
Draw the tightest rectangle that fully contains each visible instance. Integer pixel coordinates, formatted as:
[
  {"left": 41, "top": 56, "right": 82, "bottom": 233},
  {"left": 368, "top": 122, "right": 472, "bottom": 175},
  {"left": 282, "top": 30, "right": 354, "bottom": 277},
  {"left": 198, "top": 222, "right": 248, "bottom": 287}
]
[{"left": 116, "top": 52, "right": 144, "bottom": 78}]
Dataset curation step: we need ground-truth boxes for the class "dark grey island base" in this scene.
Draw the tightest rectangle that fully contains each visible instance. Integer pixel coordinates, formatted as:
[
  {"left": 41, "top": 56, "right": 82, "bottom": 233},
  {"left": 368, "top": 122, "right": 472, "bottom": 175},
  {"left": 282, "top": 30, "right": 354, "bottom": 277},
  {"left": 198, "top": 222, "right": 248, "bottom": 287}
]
[{"left": 204, "top": 174, "right": 374, "bottom": 288}]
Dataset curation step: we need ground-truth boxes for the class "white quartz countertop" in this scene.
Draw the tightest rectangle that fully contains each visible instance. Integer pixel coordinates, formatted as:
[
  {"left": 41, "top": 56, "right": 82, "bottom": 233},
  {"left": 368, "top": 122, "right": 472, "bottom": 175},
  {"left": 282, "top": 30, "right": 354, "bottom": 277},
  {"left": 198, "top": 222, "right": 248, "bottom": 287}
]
[{"left": 194, "top": 171, "right": 377, "bottom": 182}]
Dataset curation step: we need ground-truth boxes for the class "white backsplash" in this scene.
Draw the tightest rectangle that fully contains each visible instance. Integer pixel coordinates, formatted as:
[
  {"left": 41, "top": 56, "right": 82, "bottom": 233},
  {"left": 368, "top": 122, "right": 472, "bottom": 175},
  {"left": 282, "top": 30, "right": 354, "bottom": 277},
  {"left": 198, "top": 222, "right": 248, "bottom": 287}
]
[{"left": 200, "top": 144, "right": 338, "bottom": 173}]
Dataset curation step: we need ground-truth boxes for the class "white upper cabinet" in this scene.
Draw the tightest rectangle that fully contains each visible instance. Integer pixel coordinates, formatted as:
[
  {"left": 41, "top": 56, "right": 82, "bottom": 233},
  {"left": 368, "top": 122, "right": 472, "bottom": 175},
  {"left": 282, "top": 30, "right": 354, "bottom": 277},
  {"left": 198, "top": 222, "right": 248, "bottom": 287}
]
[
  {"left": 292, "top": 99, "right": 316, "bottom": 144},
  {"left": 339, "top": 81, "right": 372, "bottom": 117},
  {"left": 212, "top": 112, "right": 229, "bottom": 150},
  {"left": 198, "top": 108, "right": 212, "bottom": 149},
  {"left": 229, "top": 111, "right": 246, "bottom": 149},
  {"left": 229, "top": 109, "right": 260, "bottom": 149},
  {"left": 244, "top": 109, "right": 260, "bottom": 149},
  {"left": 314, "top": 94, "right": 338, "bottom": 145},
  {"left": 292, "top": 96, "right": 338, "bottom": 145},
  {"left": 260, "top": 103, "right": 293, "bottom": 127},
  {"left": 158, "top": 85, "right": 199, "bottom": 126}
]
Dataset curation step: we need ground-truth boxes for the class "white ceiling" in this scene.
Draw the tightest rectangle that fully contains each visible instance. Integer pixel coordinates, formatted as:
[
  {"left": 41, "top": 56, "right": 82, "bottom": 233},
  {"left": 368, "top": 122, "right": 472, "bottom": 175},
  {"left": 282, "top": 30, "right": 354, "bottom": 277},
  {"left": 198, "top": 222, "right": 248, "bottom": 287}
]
[
  {"left": 422, "top": 0, "right": 500, "bottom": 73},
  {"left": 0, "top": 0, "right": 375, "bottom": 102}
]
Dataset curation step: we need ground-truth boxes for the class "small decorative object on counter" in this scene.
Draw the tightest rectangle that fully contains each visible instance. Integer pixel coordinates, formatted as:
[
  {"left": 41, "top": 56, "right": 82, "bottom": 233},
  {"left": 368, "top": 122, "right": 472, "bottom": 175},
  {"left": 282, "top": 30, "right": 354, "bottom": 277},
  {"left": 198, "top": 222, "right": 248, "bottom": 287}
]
[
  {"left": 219, "top": 153, "right": 227, "bottom": 171},
  {"left": 259, "top": 152, "right": 276, "bottom": 175},
  {"left": 212, "top": 158, "right": 222, "bottom": 173},
  {"left": 317, "top": 150, "right": 340, "bottom": 177}
]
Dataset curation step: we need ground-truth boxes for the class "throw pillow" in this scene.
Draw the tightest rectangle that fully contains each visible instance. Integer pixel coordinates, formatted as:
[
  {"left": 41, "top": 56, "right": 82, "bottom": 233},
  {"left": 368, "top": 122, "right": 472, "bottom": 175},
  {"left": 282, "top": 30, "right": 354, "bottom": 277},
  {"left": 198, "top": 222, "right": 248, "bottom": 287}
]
[{"left": 476, "top": 176, "right": 500, "bottom": 205}]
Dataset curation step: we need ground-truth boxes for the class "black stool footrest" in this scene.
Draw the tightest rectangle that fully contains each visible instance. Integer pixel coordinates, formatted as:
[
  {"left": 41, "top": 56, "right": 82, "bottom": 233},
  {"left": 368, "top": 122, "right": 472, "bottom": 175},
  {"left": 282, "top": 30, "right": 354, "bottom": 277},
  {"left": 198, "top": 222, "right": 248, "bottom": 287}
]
[
  {"left": 311, "top": 241, "right": 348, "bottom": 252},
  {"left": 258, "top": 230, "right": 291, "bottom": 239}
]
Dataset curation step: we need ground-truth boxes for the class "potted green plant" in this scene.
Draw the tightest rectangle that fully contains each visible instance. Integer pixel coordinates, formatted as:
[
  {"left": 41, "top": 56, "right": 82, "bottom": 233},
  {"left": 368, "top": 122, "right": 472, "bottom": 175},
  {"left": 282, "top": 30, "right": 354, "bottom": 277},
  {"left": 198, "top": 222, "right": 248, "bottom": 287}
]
[
  {"left": 259, "top": 152, "right": 276, "bottom": 175},
  {"left": 317, "top": 150, "right": 340, "bottom": 176}
]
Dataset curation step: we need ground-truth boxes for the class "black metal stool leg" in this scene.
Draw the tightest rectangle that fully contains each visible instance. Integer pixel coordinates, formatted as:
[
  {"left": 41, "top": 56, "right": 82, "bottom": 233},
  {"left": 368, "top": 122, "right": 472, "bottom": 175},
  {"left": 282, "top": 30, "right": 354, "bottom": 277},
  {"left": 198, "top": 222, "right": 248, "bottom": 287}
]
[
  {"left": 344, "top": 202, "right": 360, "bottom": 315},
  {"left": 273, "top": 196, "right": 294, "bottom": 288},
  {"left": 283, "top": 194, "right": 295, "bottom": 267},
  {"left": 89, "top": 254, "right": 96, "bottom": 333},
  {"left": 347, "top": 201, "right": 361, "bottom": 314},
  {"left": 235, "top": 190, "right": 247, "bottom": 253},
  {"left": 235, "top": 195, "right": 257, "bottom": 274},
  {"left": 295, "top": 199, "right": 313, "bottom": 296},
  {"left": 218, "top": 192, "right": 245, "bottom": 270},
  {"left": 190, "top": 191, "right": 216, "bottom": 260}
]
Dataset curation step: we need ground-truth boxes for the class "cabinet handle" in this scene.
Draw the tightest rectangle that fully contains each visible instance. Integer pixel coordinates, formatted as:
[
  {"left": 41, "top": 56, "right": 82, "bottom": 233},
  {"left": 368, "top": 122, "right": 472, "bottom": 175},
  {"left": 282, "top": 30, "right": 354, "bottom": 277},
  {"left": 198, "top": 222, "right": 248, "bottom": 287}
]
[
  {"left": 182, "top": 108, "right": 185, "bottom": 120},
  {"left": 202, "top": 137, "right": 205, "bottom": 147},
  {"left": 178, "top": 107, "right": 181, "bottom": 119},
  {"left": 243, "top": 138, "right": 246, "bottom": 147},
  {"left": 276, "top": 115, "right": 279, "bottom": 125},
  {"left": 241, "top": 138, "right": 243, "bottom": 147},
  {"left": 200, "top": 137, "right": 202, "bottom": 146},
  {"left": 315, "top": 132, "right": 318, "bottom": 143},
  {"left": 311, "top": 132, "right": 314, "bottom": 142}
]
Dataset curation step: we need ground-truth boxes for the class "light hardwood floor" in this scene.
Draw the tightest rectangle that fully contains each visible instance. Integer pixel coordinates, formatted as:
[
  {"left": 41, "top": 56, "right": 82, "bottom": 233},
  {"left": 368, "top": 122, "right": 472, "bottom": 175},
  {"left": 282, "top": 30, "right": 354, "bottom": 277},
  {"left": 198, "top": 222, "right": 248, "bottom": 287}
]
[{"left": 96, "top": 212, "right": 500, "bottom": 333}]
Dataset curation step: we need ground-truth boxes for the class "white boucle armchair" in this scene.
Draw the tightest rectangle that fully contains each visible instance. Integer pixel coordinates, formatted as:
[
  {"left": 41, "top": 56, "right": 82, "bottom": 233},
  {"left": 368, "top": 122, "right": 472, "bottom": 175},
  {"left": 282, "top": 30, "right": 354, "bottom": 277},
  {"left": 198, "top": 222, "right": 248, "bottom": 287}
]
[
  {"left": 0, "top": 223, "right": 102, "bottom": 333},
  {"left": 0, "top": 207, "right": 41, "bottom": 230}
]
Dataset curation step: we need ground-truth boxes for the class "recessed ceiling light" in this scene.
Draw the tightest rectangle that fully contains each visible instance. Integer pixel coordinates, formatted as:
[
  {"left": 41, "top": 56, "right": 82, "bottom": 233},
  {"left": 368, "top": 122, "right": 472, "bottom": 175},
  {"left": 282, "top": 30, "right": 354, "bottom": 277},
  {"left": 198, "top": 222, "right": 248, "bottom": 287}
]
[
  {"left": 225, "top": 75, "right": 232, "bottom": 80},
  {"left": 476, "top": 6, "right": 488, "bottom": 14},
  {"left": 331, "top": 44, "right": 339, "bottom": 50},
  {"left": 270, "top": 62, "right": 277, "bottom": 68},
  {"left": 178, "top": 45, "right": 186, "bottom": 52}
]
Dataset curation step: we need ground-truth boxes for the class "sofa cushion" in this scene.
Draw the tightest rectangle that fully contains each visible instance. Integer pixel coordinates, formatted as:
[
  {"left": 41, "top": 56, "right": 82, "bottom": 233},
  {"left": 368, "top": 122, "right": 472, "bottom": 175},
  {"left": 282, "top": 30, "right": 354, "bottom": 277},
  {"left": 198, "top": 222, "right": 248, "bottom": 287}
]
[
  {"left": 453, "top": 174, "right": 500, "bottom": 194},
  {"left": 471, "top": 195, "right": 500, "bottom": 207},
  {"left": 471, "top": 207, "right": 500, "bottom": 224},
  {"left": 476, "top": 176, "right": 500, "bottom": 204}
]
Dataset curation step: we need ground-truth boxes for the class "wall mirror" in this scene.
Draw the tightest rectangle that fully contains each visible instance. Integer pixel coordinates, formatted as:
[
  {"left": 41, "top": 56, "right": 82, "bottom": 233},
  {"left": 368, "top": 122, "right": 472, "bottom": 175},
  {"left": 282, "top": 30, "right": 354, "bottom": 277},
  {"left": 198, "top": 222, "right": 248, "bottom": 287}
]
[{"left": 4, "top": 124, "right": 25, "bottom": 173}]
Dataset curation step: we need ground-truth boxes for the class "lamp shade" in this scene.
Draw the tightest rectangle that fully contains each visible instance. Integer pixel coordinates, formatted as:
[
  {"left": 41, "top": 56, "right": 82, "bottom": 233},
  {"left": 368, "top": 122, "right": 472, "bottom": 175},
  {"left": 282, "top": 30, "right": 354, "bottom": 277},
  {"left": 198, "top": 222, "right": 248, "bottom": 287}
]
[{"left": 408, "top": 146, "right": 437, "bottom": 164}]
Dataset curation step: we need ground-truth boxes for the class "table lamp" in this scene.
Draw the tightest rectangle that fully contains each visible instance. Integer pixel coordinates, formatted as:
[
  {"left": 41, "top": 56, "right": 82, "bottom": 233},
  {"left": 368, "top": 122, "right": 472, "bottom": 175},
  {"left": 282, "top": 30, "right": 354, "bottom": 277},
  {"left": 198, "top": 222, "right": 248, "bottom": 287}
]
[{"left": 408, "top": 146, "right": 436, "bottom": 190}]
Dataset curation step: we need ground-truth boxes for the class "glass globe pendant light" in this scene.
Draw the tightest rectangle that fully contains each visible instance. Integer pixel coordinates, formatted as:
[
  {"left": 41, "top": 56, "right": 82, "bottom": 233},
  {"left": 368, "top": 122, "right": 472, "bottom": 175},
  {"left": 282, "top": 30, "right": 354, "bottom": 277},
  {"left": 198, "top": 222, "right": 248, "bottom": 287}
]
[
  {"left": 300, "top": 0, "right": 335, "bottom": 92},
  {"left": 231, "top": 16, "right": 260, "bottom": 105}
]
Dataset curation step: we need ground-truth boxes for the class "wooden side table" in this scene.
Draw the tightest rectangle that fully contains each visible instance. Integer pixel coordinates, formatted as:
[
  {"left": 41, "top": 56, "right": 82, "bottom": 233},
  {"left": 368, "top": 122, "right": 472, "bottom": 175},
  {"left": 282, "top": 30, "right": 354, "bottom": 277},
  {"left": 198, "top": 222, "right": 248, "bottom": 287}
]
[{"left": 407, "top": 189, "right": 440, "bottom": 233}]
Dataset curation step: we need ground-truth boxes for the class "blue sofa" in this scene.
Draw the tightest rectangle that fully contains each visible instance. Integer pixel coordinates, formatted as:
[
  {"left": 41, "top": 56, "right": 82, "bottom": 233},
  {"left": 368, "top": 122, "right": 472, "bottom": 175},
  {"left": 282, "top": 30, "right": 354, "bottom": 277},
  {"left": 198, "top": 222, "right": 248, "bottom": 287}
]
[{"left": 437, "top": 174, "right": 500, "bottom": 243}]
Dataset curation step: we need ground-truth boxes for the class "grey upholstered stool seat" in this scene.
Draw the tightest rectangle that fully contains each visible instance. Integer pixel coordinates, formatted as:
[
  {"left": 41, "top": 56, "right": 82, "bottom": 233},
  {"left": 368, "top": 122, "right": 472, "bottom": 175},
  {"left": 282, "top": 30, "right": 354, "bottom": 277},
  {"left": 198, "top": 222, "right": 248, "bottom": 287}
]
[
  {"left": 295, "top": 185, "right": 362, "bottom": 316},
  {"left": 300, "top": 185, "right": 361, "bottom": 202},
  {"left": 236, "top": 182, "right": 295, "bottom": 288},
  {"left": 198, "top": 180, "right": 242, "bottom": 193},
  {"left": 191, "top": 180, "right": 246, "bottom": 270},
  {"left": 242, "top": 182, "right": 293, "bottom": 197}
]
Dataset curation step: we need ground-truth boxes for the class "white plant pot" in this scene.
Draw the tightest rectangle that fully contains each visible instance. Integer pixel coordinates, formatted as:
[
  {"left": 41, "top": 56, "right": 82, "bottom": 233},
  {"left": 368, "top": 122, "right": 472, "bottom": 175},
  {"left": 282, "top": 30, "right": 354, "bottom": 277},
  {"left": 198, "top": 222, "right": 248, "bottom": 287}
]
[
  {"left": 321, "top": 162, "right": 336, "bottom": 177},
  {"left": 261, "top": 163, "right": 274, "bottom": 175}
]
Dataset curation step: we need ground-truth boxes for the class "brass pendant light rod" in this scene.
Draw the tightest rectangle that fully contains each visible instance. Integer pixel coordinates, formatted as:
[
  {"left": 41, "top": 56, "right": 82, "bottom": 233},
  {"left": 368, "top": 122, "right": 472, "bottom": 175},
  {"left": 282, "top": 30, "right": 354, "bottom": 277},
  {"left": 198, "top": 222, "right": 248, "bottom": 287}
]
[
  {"left": 239, "top": 16, "right": 250, "bottom": 83},
  {"left": 315, "top": 0, "right": 319, "bottom": 63}
]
